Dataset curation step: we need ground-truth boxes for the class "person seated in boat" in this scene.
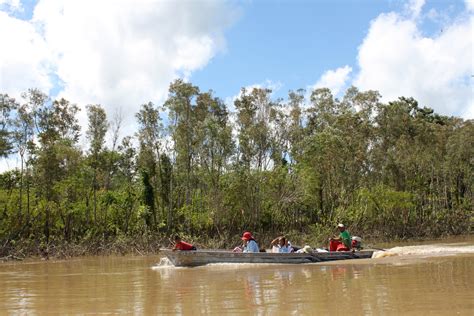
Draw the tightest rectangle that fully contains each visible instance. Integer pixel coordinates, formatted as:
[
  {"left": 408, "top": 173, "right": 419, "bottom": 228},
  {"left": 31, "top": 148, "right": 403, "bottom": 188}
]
[
  {"left": 351, "top": 236, "right": 363, "bottom": 250},
  {"left": 241, "top": 231, "right": 259, "bottom": 253},
  {"left": 271, "top": 236, "right": 291, "bottom": 253},
  {"left": 172, "top": 235, "right": 197, "bottom": 251},
  {"left": 329, "top": 223, "right": 352, "bottom": 251}
]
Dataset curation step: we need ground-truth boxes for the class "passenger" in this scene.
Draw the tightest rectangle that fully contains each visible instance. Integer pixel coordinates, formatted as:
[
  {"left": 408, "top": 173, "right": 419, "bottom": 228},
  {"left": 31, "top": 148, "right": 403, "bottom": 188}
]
[
  {"left": 351, "top": 236, "right": 363, "bottom": 250},
  {"left": 270, "top": 236, "right": 290, "bottom": 253},
  {"left": 329, "top": 223, "right": 352, "bottom": 251},
  {"left": 172, "top": 235, "right": 197, "bottom": 251},
  {"left": 241, "top": 231, "right": 259, "bottom": 253}
]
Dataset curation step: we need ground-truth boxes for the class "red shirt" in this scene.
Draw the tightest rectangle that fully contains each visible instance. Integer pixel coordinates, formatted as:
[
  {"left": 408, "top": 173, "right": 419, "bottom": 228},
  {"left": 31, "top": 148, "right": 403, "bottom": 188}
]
[{"left": 174, "top": 241, "right": 195, "bottom": 250}]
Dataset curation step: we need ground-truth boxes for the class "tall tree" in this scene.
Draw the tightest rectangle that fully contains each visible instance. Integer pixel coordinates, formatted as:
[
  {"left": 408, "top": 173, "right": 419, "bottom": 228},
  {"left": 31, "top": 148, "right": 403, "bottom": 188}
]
[
  {"left": 86, "top": 104, "right": 108, "bottom": 225},
  {"left": 11, "top": 90, "right": 46, "bottom": 225},
  {"left": 104, "top": 109, "right": 123, "bottom": 191},
  {"left": 116, "top": 136, "right": 137, "bottom": 234},
  {"left": 233, "top": 87, "right": 276, "bottom": 228},
  {"left": 287, "top": 89, "right": 305, "bottom": 165},
  {"left": 0, "top": 94, "right": 17, "bottom": 158},
  {"left": 194, "top": 92, "right": 233, "bottom": 234},
  {"left": 34, "top": 98, "right": 81, "bottom": 241},
  {"left": 165, "top": 79, "right": 200, "bottom": 206},
  {"left": 136, "top": 102, "right": 163, "bottom": 229}
]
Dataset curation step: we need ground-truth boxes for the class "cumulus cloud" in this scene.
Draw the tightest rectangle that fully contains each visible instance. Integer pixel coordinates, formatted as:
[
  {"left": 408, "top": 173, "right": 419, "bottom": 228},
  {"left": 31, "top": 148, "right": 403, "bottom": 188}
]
[
  {"left": 0, "top": 0, "right": 22, "bottom": 12},
  {"left": 0, "top": 0, "right": 240, "bottom": 137},
  {"left": 0, "top": 11, "right": 52, "bottom": 96},
  {"left": 466, "top": 0, "right": 474, "bottom": 12},
  {"left": 405, "top": 0, "right": 425, "bottom": 19},
  {"left": 310, "top": 65, "right": 352, "bottom": 97},
  {"left": 354, "top": 5, "right": 473, "bottom": 118}
]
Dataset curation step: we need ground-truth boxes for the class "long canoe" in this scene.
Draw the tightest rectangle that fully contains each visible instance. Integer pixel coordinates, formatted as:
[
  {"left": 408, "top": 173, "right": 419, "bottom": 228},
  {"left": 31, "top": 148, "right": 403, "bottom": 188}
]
[{"left": 160, "top": 249, "right": 374, "bottom": 267}]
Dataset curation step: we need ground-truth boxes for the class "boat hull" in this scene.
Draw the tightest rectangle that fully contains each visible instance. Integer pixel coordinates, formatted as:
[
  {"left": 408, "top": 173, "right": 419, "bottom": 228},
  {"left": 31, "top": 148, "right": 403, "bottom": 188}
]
[{"left": 160, "top": 249, "right": 374, "bottom": 267}]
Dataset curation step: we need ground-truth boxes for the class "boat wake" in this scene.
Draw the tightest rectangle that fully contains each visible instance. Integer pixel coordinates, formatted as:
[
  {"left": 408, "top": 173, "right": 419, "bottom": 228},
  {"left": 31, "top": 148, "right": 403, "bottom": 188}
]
[
  {"left": 152, "top": 257, "right": 173, "bottom": 269},
  {"left": 372, "top": 243, "right": 474, "bottom": 259},
  {"left": 205, "top": 262, "right": 276, "bottom": 269}
]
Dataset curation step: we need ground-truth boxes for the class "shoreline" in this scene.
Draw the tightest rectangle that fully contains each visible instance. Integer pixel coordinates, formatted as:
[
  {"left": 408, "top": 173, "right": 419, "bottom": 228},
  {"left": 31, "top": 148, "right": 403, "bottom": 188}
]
[{"left": 2, "top": 233, "right": 472, "bottom": 263}]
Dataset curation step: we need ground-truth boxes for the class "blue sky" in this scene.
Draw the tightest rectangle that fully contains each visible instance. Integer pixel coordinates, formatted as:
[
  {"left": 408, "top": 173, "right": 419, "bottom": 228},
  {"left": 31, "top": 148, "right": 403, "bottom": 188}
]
[
  {"left": 193, "top": 0, "right": 393, "bottom": 96},
  {"left": 192, "top": 0, "right": 471, "bottom": 104},
  {"left": 0, "top": 0, "right": 472, "bottom": 131}
]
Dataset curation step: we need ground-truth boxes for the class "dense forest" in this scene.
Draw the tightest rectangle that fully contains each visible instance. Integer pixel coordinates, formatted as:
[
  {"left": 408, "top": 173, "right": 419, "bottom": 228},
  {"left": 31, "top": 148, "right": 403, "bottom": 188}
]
[{"left": 0, "top": 80, "right": 472, "bottom": 258}]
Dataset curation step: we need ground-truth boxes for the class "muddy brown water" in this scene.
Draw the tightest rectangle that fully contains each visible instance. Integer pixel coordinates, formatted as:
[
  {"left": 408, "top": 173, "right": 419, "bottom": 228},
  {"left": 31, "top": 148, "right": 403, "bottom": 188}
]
[{"left": 1, "top": 236, "right": 473, "bottom": 315}]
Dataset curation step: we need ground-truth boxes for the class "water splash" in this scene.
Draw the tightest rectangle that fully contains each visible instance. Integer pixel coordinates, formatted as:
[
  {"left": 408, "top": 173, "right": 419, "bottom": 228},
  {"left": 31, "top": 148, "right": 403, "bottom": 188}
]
[
  {"left": 372, "top": 243, "right": 474, "bottom": 259},
  {"left": 152, "top": 257, "right": 172, "bottom": 269},
  {"left": 372, "top": 251, "right": 398, "bottom": 259}
]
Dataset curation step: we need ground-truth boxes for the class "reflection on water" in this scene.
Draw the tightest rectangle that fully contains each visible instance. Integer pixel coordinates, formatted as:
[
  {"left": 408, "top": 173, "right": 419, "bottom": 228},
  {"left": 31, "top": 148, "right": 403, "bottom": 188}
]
[{"left": 1, "top": 237, "right": 474, "bottom": 315}]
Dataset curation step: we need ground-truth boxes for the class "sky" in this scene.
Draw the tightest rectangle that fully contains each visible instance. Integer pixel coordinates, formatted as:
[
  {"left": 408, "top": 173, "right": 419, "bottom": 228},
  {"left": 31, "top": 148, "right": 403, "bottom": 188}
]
[{"left": 0, "top": 0, "right": 473, "bottom": 169}]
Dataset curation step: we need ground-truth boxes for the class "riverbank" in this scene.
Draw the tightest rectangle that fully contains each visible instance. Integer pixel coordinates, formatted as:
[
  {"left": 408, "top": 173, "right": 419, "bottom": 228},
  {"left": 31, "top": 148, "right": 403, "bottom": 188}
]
[
  {"left": 0, "top": 229, "right": 334, "bottom": 261},
  {"left": 2, "top": 232, "right": 473, "bottom": 263},
  {"left": 0, "top": 235, "right": 163, "bottom": 262}
]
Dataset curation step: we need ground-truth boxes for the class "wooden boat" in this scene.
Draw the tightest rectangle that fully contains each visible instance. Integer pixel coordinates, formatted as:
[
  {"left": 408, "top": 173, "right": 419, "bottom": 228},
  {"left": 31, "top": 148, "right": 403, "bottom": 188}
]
[{"left": 160, "top": 249, "right": 374, "bottom": 267}]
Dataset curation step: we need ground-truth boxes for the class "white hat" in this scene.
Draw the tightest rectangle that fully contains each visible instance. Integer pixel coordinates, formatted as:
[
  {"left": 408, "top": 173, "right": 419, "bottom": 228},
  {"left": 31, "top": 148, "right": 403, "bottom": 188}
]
[{"left": 337, "top": 223, "right": 345, "bottom": 228}]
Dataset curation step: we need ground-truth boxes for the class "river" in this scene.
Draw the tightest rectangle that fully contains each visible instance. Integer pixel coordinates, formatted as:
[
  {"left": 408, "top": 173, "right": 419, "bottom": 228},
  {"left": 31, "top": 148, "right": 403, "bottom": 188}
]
[{"left": 1, "top": 236, "right": 473, "bottom": 315}]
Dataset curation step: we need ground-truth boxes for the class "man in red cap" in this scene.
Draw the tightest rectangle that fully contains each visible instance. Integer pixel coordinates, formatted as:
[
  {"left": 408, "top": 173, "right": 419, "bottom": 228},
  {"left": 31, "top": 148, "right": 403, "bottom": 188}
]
[{"left": 241, "top": 231, "right": 259, "bottom": 253}]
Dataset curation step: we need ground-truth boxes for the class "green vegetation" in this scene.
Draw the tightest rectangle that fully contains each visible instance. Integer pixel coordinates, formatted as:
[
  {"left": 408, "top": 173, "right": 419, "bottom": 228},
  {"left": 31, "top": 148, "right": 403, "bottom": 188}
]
[{"left": 0, "top": 82, "right": 472, "bottom": 259}]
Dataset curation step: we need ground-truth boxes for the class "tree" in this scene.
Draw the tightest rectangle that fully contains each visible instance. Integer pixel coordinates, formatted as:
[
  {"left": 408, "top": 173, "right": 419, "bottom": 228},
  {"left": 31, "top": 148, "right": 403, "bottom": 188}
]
[
  {"left": 135, "top": 102, "right": 163, "bottom": 229},
  {"left": 287, "top": 89, "right": 305, "bottom": 165},
  {"left": 234, "top": 87, "right": 276, "bottom": 171},
  {"left": 194, "top": 92, "right": 233, "bottom": 234},
  {"left": 104, "top": 108, "right": 123, "bottom": 191},
  {"left": 34, "top": 97, "right": 81, "bottom": 242},
  {"left": 165, "top": 79, "right": 200, "bottom": 206},
  {"left": 233, "top": 87, "right": 276, "bottom": 228},
  {"left": 13, "top": 90, "right": 47, "bottom": 227},
  {"left": 86, "top": 104, "right": 108, "bottom": 225},
  {"left": 0, "top": 94, "right": 17, "bottom": 157},
  {"left": 116, "top": 136, "right": 138, "bottom": 234}
]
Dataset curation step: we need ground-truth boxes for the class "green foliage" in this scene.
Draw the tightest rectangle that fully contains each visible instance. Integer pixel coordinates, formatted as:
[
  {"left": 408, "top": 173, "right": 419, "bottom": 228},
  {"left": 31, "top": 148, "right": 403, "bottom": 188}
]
[
  {"left": 0, "top": 94, "right": 18, "bottom": 157},
  {"left": 176, "top": 204, "right": 213, "bottom": 234},
  {"left": 0, "top": 84, "right": 472, "bottom": 255},
  {"left": 342, "top": 185, "right": 415, "bottom": 237},
  {"left": 140, "top": 170, "right": 156, "bottom": 229}
]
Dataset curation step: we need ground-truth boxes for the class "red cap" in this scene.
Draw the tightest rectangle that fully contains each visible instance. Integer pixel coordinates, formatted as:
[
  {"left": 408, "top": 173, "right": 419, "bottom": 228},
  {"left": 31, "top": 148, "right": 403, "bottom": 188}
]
[{"left": 241, "top": 232, "right": 253, "bottom": 241}]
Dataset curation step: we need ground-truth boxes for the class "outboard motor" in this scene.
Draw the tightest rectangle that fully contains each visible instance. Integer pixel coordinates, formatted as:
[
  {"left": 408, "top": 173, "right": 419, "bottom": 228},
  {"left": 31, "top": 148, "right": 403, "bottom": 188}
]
[{"left": 352, "top": 236, "right": 363, "bottom": 250}]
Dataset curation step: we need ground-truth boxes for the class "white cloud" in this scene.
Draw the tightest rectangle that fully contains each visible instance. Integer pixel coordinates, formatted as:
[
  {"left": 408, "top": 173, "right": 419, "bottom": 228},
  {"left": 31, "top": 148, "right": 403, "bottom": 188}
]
[
  {"left": 0, "top": 0, "right": 22, "bottom": 12},
  {"left": 405, "top": 0, "right": 425, "bottom": 19},
  {"left": 310, "top": 65, "right": 352, "bottom": 97},
  {"left": 354, "top": 8, "right": 473, "bottom": 118},
  {"left": 0, "top": 0, "right": 239, "bottom": 135},
  {"left": 0, "top": 11, "right": 52, "bottom": 97},
  {"left": 466, "top": 0, "right": 474, "bottom": 12}
]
